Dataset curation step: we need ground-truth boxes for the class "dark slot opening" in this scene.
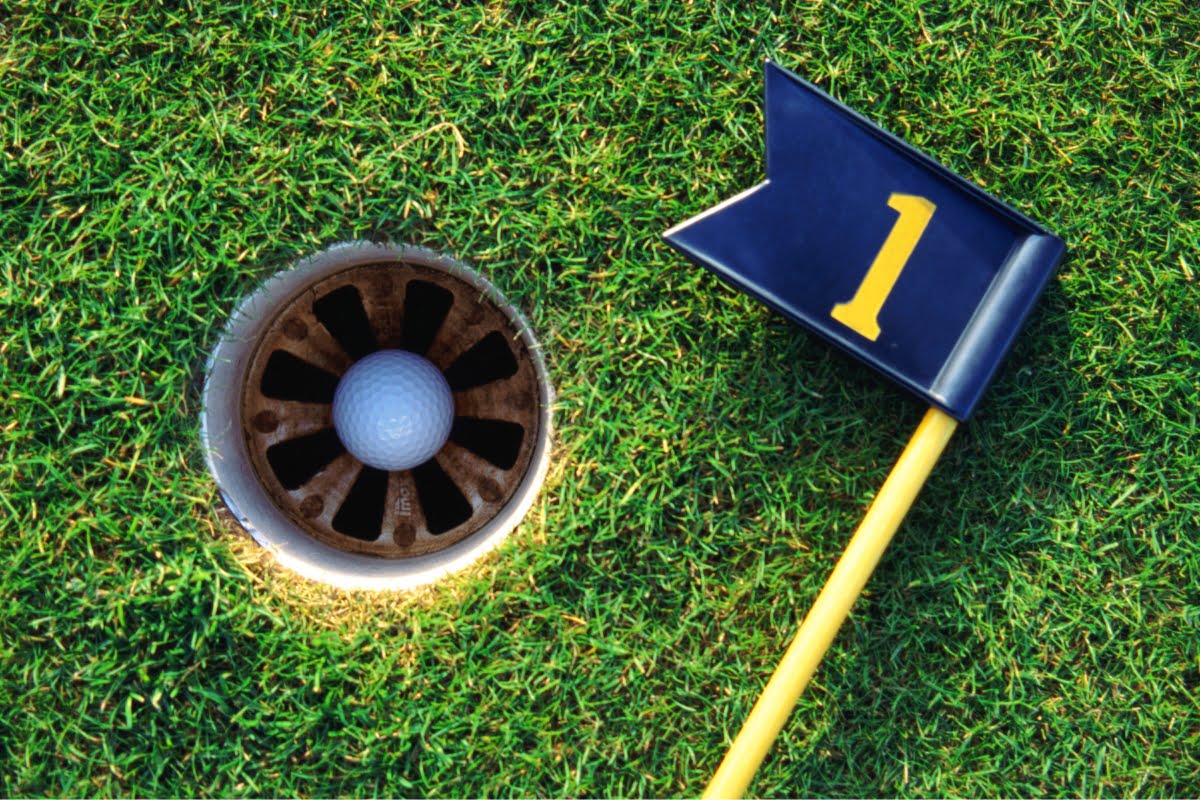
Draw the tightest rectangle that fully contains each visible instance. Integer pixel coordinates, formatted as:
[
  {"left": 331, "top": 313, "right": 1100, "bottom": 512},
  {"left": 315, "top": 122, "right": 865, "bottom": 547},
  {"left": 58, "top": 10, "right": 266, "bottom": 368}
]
[
  {"left": 266, "top": 428, "right": 345, "bottom": 490},
  {"left": 402, "top": 280, "right": 455, "bottom": 356},
  {"left": 312, "top": 285, "right": 377, "bottom": 360},
  {"left": 332, "top": 466, "right": 388, "bottom": 541},
  {"left": 411, "top": 460, "right": 473, "bottom": 535},
  {"left": 442, "top": 331, "right": 518, "bottom": 391},
  {"left": 450, "top": 417, "right": 525, "bottom": 470},
  {"left": 260, "top": 350, "right": 340, "bottom": 402}
]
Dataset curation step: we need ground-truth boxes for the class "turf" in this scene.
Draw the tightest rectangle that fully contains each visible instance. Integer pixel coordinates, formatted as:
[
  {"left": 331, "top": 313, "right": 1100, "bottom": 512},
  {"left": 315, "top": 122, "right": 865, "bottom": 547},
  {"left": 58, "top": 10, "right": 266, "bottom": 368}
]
[{"left": 2, "top": 0, "right": 1199, "bottom": 796}]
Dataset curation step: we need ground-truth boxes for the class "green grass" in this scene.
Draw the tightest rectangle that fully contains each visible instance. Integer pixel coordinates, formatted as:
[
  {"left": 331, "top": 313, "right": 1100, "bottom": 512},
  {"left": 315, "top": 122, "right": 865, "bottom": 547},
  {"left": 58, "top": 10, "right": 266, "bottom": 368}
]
[{"left": 3, "top": 0, "right": 1199, "bottom": 796}]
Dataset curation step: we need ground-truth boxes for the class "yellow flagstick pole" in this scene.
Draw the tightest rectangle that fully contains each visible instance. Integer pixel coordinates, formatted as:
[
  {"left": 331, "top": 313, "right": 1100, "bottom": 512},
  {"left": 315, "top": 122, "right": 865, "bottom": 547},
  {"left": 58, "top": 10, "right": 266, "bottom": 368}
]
[{"left": 704, "top": 406, "right": 958, "bottom": 799}]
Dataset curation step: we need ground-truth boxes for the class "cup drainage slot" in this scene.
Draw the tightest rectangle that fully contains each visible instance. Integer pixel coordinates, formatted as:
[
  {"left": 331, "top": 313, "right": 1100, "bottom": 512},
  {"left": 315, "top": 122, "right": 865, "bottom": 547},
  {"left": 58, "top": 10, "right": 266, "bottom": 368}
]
[
  {"left": 403, "top": 279, "right": 456, "bottom": 355},
  {"left": 313, "top": 285, "right": 378, "bottom": 360},
  {"left": 332, "top": 466, "right": 389, "bottom": 541},
  {"left": 260, "top": 351, "right": 339, "bottom": 403},
  {"left": 266, "top": 428, "right": 345, "bottom": 490},
  {"left": 412, "top": 460, "right": 474, "bottom": 534},
  {"left": 444, "top": 331, "right": 519, "bottom": 391},
  {"left": 450, "top": 418, "right": 524, "bottom": 470}
]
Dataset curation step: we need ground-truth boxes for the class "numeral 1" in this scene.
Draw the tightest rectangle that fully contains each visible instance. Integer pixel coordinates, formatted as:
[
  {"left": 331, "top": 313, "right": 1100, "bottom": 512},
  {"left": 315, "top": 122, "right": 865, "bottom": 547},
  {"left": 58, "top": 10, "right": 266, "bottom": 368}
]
[{"left": 831, "top": 193, "right": 936, "bottom": 341}]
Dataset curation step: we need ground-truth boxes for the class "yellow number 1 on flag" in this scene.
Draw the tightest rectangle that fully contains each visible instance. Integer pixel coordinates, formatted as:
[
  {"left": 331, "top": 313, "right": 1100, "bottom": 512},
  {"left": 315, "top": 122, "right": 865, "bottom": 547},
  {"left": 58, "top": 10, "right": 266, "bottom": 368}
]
[{"left": 831, "top": 193, "right": 936, "bottom": 341}]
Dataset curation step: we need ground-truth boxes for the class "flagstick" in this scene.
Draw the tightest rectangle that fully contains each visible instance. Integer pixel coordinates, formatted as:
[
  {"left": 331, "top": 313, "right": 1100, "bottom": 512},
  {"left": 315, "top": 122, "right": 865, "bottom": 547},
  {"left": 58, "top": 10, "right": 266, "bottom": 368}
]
[{"left": 704, "top": 406, "right": 958, "bottom": 799}]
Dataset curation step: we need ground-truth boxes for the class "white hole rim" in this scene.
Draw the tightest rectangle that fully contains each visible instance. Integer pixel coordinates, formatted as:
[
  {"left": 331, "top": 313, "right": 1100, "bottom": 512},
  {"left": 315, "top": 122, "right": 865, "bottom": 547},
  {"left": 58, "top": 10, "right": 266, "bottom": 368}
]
[{"left": 200, "top": 241, "right": 554, "bottom": 592}]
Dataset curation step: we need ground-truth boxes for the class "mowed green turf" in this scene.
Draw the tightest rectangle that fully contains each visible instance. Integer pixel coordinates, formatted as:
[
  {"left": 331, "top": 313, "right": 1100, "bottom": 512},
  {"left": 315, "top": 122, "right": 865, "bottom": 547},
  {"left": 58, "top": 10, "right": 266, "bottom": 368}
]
[{"left": 3, "top": 0, "right": 1199, "bottom": 796}]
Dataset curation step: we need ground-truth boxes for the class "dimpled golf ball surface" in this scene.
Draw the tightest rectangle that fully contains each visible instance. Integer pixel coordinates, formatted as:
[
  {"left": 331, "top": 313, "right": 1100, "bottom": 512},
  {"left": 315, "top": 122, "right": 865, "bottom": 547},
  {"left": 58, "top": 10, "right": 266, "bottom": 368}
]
[{"left": 332, "top": 350, "right": 455, "bottom": 471}]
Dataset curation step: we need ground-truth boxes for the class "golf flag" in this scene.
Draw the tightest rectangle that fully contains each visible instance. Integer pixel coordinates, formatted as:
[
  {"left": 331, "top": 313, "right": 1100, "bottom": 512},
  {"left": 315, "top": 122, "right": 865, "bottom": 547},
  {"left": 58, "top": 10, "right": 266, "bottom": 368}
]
[
  {"left": 664, "top": 61, "right": 1067, "bottom": 798},
  {"left": 664, "top": 60, "right": 1065, "bottom": 419}
]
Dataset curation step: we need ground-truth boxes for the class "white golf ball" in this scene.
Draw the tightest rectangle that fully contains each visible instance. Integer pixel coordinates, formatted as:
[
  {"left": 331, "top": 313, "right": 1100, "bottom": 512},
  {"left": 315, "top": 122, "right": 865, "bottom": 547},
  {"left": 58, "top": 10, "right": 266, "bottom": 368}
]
[{"left": 332, "top": 350, "right": 455, "bottom": 471}]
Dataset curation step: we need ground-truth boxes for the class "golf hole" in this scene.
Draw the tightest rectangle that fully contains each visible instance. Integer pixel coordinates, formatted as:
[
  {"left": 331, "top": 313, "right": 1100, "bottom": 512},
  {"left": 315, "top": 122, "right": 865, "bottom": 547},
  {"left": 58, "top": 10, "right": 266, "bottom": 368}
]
[{"left": 201, "top": 242, "right": 553, "bottom": 591}]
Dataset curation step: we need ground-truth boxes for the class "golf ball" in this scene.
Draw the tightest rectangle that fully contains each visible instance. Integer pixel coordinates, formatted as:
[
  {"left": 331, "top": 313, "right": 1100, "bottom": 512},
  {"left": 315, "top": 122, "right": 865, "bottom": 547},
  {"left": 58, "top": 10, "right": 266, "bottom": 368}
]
[{"left": 332, "top": 350, "right": 455, "bottom": 471}]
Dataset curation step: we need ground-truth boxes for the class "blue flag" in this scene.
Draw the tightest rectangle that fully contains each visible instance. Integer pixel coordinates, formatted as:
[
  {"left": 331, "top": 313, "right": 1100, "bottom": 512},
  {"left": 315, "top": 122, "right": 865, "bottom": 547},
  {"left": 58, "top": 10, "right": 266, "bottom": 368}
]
[{"left": 664, "top": 61, "right": 1065, "bottom": 420}]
